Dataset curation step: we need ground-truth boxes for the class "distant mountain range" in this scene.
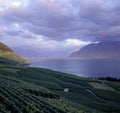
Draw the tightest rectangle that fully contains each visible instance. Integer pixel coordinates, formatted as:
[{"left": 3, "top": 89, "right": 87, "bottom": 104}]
[
  {"left": 0, "top": 42, "right": 30, "bottom": 65},
  {"left": 70, "top": 41, "right": 120, "bottom": 58}
]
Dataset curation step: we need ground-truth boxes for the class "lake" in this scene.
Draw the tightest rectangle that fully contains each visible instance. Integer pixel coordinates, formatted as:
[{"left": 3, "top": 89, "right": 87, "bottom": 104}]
[{"left": 30, "top": 59, "right": 120, "bottom": 78}]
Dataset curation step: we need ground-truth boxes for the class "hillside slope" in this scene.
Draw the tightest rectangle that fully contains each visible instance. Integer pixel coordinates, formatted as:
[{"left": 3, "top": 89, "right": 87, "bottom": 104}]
[
  {"left": 70, "top": 41, "right": 120, "bottom": 58},
  {"left": 0, "top": 42, "right": 30, "bottom": 65},
  {"left": 0, "top": 65, "right": 120, "bottom": 113}
]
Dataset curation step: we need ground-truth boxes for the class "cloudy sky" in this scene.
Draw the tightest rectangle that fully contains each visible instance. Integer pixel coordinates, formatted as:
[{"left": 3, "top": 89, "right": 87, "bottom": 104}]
[{"left": 0, "top": 0, "right": 120, "bottom": 59}]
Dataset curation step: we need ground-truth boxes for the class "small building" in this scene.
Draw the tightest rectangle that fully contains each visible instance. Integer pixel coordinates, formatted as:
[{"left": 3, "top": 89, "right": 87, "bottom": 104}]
[{"left": 64, "top": 88, "right": 69, "bottom": 92}]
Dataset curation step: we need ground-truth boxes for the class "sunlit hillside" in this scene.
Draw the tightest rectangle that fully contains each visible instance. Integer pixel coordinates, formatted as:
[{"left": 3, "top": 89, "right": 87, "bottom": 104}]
[{"left": 0, "top": 42, "right": 30, "bottom": 65}]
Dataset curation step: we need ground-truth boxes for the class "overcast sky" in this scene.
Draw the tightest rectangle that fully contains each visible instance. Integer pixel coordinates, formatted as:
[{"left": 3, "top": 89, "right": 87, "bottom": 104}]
[{"left": 0, "top": 0, "right": 120, "bottom": 59}]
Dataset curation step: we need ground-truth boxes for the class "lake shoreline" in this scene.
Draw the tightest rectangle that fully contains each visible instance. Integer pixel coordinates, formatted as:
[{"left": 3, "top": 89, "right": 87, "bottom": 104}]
[{"left": 30, "top": 59, "right": 120, "bottom": 79}]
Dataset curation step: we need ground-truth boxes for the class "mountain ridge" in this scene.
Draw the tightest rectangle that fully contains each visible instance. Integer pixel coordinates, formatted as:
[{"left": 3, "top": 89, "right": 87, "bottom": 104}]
[
  {"left": 0, "top": 42, "right": 30, "bottom": 65},
  {"left": 70, "top": 41, "right": 120, "bottom": 58}
]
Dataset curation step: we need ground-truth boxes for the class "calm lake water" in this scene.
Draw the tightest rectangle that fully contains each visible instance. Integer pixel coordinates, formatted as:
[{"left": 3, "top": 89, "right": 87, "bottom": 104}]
[{"left": 30, "top": 59, "right": 120, "bottom": 78}]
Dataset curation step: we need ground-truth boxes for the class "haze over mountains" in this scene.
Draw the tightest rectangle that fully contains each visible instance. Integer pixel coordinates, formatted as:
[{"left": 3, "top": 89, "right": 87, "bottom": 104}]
[
  {"left": 70, "top": 41, "right": 120, "bottom": 59},
  {"left": 11, "top": 41, "right": 120, "bottom": 59},
  {"left": 2, "top": 41, "right": 120, "bottom": 60}
]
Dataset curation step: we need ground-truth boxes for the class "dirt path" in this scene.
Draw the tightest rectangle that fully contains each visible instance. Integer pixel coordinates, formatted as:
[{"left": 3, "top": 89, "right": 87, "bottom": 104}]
[{"left": 88, "top": 82, "right": 115, "bottom": 91}]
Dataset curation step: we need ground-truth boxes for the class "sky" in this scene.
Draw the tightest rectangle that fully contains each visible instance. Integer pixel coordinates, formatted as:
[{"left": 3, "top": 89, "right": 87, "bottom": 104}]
[{"left": 0, "top": 0, "right": 120, "bottom": 59}]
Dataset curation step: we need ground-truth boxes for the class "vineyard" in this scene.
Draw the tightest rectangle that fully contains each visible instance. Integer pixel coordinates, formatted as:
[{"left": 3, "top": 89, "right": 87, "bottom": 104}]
[{"left": 0, "top": 65, "right": 120, "bottom": 113}]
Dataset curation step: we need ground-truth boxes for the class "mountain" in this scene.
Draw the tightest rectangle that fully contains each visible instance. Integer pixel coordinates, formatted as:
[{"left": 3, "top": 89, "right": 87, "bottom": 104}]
[
  {"left": 0, "top": 42, "right": 30, "bottom": 65},
  {"left": 70, "top": 41, "right": 120, "bottom": 58}
]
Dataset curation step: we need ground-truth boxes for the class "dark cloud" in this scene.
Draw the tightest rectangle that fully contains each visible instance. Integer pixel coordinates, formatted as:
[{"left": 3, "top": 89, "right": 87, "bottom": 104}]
[{"left": 0, "top": 0, "right": 120, "bottom": 48}]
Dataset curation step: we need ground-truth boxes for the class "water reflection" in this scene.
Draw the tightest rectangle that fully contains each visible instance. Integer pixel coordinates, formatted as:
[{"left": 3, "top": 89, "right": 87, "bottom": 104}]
[{"left": 31, "top": 59, "right": 120, "bottom": 78}]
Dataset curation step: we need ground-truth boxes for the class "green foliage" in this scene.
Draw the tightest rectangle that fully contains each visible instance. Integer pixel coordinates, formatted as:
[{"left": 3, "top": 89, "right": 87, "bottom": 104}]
[{"left": 0, "top": 65, "right": 120, "bottom": 113}]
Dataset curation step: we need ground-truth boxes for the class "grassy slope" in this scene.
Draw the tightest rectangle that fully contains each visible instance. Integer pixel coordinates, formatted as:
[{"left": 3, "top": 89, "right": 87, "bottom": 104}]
[
  {"left": 0, "top": 42, "right": 30, "bottom": 65},
  {"left": 0, "top": 52, "right": 30, "bottom": 65},
  {"left": 0, "top": 65, "right": 120, "bottom": 113}
]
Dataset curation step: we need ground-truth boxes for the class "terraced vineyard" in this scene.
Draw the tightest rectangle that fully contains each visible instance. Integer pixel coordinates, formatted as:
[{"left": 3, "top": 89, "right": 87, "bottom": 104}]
[{"left": 0, "top": 65, "right": 120, "bottom": 113}]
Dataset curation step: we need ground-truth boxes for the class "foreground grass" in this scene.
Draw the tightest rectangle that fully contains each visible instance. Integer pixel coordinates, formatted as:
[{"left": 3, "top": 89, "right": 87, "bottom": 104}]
[{"left": 0, "top": 65, "right": 120, "bottom": 113}]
